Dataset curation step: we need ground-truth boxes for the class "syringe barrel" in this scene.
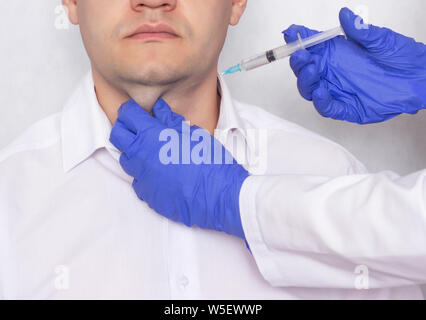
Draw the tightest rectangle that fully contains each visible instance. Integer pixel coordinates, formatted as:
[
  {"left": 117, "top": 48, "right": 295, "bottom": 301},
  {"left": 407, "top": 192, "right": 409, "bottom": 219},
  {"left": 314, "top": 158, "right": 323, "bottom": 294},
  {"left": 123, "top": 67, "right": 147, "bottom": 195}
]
[
  {"left": 272, "top": 26, "right": 343, "bottom": 59},
  {"left": 241, "top": 54, "right": 270, "bottom": 71},
  {"left": 273, "top": 42, "right": 304, "bottom": 60},
  {"left": 239, "top": 26, "right": 344, "bottom": 73},
  {"left": 241, "top": 41, "right": 302, "bottom": 71}
]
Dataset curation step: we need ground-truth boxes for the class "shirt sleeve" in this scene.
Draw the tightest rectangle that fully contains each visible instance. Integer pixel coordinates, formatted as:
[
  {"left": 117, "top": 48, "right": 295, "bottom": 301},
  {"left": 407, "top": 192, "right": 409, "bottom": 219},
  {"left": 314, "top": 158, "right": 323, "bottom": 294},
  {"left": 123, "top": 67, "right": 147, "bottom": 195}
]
[
  {"left": 240, "top": 170, "right": 426, "bottom": 289},
  {"left": 0, "top": 210, "right": 6, "bottom": 299}
]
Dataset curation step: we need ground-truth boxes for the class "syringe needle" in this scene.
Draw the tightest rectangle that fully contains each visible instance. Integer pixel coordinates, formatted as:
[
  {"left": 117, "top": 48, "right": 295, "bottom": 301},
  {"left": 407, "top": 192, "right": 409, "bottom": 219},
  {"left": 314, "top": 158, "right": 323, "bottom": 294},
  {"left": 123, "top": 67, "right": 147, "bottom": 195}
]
[{"left": 221, "top": 64, "right": 242, "bottom": 76}]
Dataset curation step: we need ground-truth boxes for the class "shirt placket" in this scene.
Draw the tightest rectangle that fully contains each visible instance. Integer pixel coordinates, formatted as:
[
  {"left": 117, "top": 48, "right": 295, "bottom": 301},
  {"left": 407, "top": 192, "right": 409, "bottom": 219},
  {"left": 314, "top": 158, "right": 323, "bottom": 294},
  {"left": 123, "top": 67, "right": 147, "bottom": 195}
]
[{"left": 166, "top": 221, "right": 201, "bottom": 299}]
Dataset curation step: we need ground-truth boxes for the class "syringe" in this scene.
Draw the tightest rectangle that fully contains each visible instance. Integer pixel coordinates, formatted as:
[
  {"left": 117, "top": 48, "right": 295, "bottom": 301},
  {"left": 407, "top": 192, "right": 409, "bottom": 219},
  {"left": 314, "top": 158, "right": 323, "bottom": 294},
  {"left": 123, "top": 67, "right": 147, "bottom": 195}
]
[{"left": 222, "top": 26, "right": 345, "bottom": 75}]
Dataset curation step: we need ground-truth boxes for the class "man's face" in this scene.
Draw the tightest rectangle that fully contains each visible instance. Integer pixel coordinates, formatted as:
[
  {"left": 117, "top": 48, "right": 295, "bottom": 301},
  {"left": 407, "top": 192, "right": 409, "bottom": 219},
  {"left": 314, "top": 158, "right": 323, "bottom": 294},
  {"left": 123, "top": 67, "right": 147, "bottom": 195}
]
[{"left": 65, "top": 0, "right": 247, "bottom": 88}]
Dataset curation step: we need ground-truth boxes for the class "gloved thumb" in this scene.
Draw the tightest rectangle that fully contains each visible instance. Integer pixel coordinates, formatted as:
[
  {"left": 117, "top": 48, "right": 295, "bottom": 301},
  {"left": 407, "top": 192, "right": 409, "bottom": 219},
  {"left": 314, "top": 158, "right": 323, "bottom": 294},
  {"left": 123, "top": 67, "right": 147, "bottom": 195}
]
[
  {"left": 282, "top": 24, "right": 320, "bottom": 44},
  {"left": 339, "top": 7, "right": 389, "bottom": 51},
  {"left": 282, "top": 25, "right": 326, "bottom": 55}
]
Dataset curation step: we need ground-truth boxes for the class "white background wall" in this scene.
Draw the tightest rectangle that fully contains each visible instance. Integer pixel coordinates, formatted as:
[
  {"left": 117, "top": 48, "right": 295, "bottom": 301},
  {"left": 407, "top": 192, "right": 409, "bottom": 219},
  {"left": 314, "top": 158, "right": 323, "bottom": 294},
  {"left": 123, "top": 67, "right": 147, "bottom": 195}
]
[{"left": 1, "top": 0, "right": 425, "bottom": 297}]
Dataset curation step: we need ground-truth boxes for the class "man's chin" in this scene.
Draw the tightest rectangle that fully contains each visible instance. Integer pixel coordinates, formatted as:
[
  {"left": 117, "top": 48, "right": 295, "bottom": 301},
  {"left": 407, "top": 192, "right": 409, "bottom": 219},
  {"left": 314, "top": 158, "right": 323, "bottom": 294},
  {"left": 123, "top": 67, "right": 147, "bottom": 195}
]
[{"left": 120, "top": 65, "right": 185, "bottom": 86}]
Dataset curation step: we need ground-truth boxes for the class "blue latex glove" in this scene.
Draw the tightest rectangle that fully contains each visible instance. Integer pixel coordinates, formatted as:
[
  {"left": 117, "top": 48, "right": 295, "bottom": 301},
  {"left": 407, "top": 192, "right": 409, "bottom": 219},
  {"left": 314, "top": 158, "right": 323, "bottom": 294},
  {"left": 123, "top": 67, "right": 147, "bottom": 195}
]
[
  {"left": 282, "top": 7, "right": 426, "bottom": 124},
  {"left": 109, "top": 98, "right": 250, "bottom": 240}
]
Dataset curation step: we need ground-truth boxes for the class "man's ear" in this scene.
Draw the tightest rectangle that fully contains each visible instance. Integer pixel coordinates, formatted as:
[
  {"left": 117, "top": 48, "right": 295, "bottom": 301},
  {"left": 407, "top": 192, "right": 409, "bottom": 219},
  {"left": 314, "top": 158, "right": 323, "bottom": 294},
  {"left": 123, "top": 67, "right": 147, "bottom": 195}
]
[
  {"left": 229, "top": 0, "right": 247, "bottom": 26},
  {"left": 62, "top": 0, "right": 79, "bottom": 25}
]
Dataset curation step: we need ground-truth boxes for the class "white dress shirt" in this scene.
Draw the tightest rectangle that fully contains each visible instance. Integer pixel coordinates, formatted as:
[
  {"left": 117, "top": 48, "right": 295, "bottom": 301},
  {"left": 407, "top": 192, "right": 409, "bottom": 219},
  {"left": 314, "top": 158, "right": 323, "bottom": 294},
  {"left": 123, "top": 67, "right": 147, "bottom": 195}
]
[{"left": 0, "top": 70, "right": 422, "bottom": 299}]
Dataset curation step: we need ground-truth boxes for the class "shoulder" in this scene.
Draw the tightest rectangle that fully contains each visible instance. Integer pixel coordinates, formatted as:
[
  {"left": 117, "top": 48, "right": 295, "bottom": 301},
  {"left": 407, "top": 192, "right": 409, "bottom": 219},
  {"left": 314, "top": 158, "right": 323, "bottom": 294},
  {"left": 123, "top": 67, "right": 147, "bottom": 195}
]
[
  {"left": 0, "top": 112, "right": 62, "bottom": 213},
  {"left": 233, "top": 100, "right": 367, "bottom": 175},
  {"left": 0, "top": 112, "right": 62, "bottom": 165},
  {"left": 0, "top": 113, "right": 63, "bottom": 222}
]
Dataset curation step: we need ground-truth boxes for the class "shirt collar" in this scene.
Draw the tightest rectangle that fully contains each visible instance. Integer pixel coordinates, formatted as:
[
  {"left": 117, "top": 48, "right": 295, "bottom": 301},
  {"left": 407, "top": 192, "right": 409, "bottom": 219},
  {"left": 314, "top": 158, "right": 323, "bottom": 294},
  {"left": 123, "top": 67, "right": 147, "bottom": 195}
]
[
  {"left": 61, "top": 71, "right": 119, "bottom": 173},
  {"left": 61, "top": 70, "right": 247, "bottom": 173},
  {"left": 215, "top": 73, "right": 247, "bottom": 138}
]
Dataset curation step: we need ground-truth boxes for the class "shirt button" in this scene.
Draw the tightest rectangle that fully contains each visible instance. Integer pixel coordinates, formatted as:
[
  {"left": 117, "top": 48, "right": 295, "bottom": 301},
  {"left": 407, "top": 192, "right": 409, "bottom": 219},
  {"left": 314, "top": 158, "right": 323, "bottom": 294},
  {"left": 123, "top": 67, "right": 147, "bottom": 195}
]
[{"left": 178, "top": 275, "right": 189, "bottom": 290}]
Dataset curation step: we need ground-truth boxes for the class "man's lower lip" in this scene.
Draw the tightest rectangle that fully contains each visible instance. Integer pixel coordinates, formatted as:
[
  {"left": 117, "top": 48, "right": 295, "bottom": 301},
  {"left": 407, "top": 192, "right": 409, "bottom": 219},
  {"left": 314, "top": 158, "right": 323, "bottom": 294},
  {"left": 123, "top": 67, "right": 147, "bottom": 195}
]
[{"left": 128, "top": 32, "right": 178, "bottom": 40}]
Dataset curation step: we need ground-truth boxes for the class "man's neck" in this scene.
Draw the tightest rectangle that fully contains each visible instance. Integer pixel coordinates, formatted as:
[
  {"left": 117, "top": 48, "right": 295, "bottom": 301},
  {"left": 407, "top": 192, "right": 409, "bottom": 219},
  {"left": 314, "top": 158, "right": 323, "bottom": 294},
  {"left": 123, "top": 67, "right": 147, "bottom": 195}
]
[{"left": 92, "top": 67, "right": 221, "bottom": 135}]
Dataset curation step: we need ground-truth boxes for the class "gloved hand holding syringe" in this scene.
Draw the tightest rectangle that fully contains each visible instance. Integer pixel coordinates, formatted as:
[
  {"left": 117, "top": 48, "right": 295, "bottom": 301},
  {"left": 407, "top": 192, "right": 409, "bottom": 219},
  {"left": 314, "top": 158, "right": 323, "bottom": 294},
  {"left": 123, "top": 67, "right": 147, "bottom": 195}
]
[
  {"left": 222, "top": 26, "right": 345, "bottom": 75},
  {"left": 222, "top": 7, "right": 426, "bottom": 125}
]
